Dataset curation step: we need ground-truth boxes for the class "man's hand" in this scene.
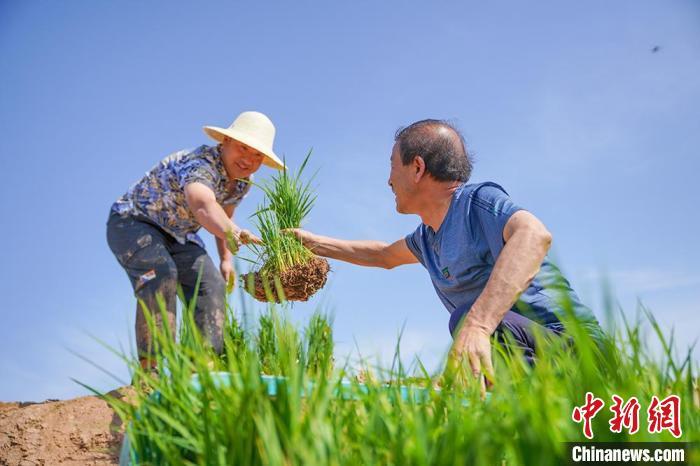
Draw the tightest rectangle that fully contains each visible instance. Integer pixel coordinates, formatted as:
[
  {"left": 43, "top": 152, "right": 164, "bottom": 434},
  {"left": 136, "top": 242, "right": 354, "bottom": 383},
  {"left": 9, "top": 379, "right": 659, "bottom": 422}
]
[
  {"left": 238, "top": 229, "right": 262, "bottom": 245},
  {"left": 220, "top": 259, "right": 235, "bottom": 293},
  {"left": 284, "top": 228, "right": 320, "bottom": 251},
  {"left": 226, "top": 228, "right": 263, "bottom": 254},
  {"left": 448, "top": 322, "right": 494, "bottom": 396}
]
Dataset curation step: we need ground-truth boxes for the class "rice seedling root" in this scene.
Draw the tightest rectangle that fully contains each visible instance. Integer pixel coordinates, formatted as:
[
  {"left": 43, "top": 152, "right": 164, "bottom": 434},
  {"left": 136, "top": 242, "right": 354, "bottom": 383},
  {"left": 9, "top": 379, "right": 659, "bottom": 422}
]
[{"left": 243, "top": 256, "right": 330, "bottom": 302}]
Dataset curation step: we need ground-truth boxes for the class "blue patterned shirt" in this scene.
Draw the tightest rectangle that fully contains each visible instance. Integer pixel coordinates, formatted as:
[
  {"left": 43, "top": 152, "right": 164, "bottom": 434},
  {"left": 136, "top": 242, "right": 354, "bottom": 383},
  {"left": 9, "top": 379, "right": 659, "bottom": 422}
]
[{"left": 111, "top": 144, "right": 251, "bottom": 248}]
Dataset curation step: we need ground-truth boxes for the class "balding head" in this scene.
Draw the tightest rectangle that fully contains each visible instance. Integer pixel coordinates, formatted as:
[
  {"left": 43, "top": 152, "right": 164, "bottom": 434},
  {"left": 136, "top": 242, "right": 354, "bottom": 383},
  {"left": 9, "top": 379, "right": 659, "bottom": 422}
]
[{"left": 394, "top": 119, "right": 472, "bottom": 182}]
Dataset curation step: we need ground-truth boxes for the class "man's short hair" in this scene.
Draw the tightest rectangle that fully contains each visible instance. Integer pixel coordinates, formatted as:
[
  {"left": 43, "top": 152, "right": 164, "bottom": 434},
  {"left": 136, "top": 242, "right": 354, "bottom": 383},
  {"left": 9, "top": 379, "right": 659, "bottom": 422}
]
[{"left": 394, "top": 119, "right": 472, "bottom": 182}]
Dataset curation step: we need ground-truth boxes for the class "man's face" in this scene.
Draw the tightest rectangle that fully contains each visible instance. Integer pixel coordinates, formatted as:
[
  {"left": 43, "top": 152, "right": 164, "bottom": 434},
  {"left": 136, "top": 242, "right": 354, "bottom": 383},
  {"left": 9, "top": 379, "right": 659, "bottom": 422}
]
[
  {"left": 388, "top": 143, "right": 417, "bottom": 214},
  {"left": 222, "top": 137, "right": 265, "bottom": 178}
]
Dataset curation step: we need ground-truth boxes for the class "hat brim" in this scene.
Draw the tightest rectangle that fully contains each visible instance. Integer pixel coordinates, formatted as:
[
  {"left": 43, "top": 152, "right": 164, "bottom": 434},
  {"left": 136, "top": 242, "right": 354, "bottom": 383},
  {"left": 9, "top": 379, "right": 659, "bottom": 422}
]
[{"left": 203, "top": 126, "right": 286, "bottom": 170}]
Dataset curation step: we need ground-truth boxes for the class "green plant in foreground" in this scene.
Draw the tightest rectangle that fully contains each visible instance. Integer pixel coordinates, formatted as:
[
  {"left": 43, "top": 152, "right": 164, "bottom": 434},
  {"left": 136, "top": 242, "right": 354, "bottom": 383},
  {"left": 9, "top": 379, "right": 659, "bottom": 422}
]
[
  {"left": 84, "top": 287, "right": 699, "bottom": 466},
  {"left": 305, "top": 311, "right": 334, "bottom": 378},
  {"left": 248, "top": 151, "right": 316, "bottom": 275}
]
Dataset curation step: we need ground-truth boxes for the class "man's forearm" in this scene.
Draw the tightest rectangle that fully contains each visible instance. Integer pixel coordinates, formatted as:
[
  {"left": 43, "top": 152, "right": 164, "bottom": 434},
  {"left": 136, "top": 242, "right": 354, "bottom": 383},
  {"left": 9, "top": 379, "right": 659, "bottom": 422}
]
[
  {"left": 216, "top": 237, "right": 232, "bottom": 263},
  {"left": 308, "top": 235, "right": 392, "bottom": 268},
  {"left": 191, "top": 200, "right": 236, "bottom": 243},
  {"left": 464, "top": 227, "right": 551, "bottom": 334}
]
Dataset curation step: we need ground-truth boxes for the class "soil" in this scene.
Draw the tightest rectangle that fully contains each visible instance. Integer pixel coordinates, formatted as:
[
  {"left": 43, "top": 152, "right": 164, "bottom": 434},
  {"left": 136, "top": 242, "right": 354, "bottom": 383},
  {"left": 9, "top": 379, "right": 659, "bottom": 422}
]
[
  {"left": 0, "top": 387, "right": 134, "bottom": 466},
  {"left": 243, "top": 256, "right": 330, "bottom": 302}
]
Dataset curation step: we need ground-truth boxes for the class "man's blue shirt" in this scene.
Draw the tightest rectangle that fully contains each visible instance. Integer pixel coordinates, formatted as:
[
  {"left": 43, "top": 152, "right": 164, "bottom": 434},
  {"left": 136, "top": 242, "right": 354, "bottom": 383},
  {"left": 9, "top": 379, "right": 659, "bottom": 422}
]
[{"left": 404, "top": 182, "right": 599, "bottom": 328}]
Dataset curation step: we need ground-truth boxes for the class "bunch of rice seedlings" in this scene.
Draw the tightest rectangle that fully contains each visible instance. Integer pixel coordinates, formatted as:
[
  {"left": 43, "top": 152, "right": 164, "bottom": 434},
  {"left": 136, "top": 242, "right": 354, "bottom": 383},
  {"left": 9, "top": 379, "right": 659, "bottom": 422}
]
[
  {"left": 242, "top": 151, "right": 329, "bottom": 302},
  {"left": 253, "top": 208, "right": 312, "bottom": 275}
]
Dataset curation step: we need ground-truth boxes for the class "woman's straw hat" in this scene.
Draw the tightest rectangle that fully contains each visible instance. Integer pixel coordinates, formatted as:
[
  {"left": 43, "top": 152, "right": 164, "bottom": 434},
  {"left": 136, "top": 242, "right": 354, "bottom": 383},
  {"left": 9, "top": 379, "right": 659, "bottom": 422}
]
[{"left": 203, "top": 111, "right": 285, "bottom": 170}]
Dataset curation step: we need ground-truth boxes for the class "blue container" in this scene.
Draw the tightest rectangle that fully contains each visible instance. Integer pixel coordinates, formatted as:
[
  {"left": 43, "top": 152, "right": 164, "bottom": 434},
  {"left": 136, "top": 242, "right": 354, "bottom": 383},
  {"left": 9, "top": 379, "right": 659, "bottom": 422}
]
[{"left": 119, "top": 372, "right": 466, "bottom": 465}]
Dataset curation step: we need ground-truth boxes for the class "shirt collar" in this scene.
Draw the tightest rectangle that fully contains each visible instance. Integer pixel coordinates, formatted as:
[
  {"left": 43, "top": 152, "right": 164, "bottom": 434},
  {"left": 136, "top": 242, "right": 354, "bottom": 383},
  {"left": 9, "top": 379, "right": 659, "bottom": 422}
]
[{"left": 211, "top": 144, "right": 231, "bottom": 183}]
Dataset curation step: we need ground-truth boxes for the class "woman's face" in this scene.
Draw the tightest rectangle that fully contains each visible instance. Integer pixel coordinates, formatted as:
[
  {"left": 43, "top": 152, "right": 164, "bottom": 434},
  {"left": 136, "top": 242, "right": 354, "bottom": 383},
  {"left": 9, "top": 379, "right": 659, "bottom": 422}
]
[{"left": 221, "top": 137, "right": 265, "bottom": 178}]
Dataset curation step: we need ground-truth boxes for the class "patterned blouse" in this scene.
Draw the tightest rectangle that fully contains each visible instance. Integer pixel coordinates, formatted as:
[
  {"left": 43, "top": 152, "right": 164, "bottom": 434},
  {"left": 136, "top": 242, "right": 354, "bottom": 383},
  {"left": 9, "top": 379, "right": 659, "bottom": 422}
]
[{"left": 111, "top": 144, "right": 251, "bottom": 247}]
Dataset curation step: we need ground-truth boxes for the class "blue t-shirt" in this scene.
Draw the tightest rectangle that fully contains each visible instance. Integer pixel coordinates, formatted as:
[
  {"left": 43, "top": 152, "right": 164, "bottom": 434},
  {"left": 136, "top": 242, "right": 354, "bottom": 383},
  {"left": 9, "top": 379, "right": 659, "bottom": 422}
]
[{"left": 404, "top": 182, "right": 599, "bottom": 328}]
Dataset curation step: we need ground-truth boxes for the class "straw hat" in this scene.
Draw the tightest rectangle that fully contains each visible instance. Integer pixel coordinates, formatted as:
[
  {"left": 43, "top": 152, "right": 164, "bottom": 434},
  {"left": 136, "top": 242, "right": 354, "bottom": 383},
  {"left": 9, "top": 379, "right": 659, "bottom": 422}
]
[{"left": 203, "top": 111, "right": 285, "bottom": 170}]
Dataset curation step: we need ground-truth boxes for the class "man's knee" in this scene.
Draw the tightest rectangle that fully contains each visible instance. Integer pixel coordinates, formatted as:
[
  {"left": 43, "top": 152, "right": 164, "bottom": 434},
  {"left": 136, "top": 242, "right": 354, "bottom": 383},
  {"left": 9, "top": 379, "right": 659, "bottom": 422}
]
[
  {"left": 202, "top": 270, "right": 226, "bottom": 301},
  {"left": 186, "top": 256, "right": 226, "bottom": 316},
  {"left": 201, "top": 264, "right": 226, "bottom": 354},
  {"left": 495, "top": 312, "right": 538, "bottom": 347},
  {"left": 194, "top": 255, "right": 226, "bottom": 296},
  {"left": 133, "top": 261, "right": 178, "bottom": 357},
  {"left": 134, "top": 261, "right": 178, "bottom": 307}
]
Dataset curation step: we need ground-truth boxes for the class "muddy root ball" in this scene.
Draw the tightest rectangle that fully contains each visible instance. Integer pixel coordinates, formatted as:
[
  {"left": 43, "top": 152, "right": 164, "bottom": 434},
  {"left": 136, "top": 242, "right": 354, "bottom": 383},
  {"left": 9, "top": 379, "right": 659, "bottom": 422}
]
[{"left": 242, "top": 257, "right": 330, "bottom": 302}]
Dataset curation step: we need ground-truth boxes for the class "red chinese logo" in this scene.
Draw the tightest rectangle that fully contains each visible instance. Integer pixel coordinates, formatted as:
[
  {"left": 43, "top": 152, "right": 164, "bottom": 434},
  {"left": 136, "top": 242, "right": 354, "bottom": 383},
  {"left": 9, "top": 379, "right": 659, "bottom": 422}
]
[
  {"left": 647, "top": 395, "right": 682, "bottom": 438},
  {"left": 572, "top": 393, "right": 682, "bottom": 439},
  {"left": 572, "top": 392, "right": 605, "bottom": 439},
  {"left": 609, "top": 395, "right": 640, "bottom": 434}
]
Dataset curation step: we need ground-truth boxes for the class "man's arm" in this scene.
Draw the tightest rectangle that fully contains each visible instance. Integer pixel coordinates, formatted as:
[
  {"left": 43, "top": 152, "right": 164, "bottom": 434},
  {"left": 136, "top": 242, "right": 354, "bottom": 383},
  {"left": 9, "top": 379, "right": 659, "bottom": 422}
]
[
  {"left": 216, "top": 204, "right": 237, "bottom": 289},
  {"left": 463, "top": 210, "right": 552, "bottom": 333},
  {"left": 450, "top": 210, "right": 552, "bottom": 383},
  {"left": 290, "top": 230, "right": 418, "bottom": 269},
  {"left": 185, "top": 182, "right": 237, "bottom": 242},
  {"left": 184, "top": 182, "right": 259, "bottom": 251},
  {"left": 216, "top": 204, "right": 236, "bottom": 263}
]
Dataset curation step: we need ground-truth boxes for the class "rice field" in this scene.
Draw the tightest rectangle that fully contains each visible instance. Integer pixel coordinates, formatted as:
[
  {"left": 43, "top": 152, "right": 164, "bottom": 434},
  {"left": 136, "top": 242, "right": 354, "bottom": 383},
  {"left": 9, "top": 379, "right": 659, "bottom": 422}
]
[{"left": 91, "top": 289, "right": 699, "bottom": 465}]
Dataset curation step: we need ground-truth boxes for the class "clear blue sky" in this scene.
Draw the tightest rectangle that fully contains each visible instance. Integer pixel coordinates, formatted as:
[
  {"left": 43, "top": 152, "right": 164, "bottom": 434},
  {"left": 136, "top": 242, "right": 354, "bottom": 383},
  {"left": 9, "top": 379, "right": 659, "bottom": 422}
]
[{"left": 1, "top": 1, "right": 698, "bottom": 401}]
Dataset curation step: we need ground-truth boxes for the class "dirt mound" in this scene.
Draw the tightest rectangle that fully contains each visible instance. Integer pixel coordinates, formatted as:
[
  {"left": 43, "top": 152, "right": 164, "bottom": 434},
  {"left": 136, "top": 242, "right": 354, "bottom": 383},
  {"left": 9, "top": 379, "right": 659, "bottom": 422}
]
[
  {"left": 0, "top": 387, "right": 133, "bottom": 466},
  {"left": 243, "top": 256, "right": 330, "bottom": 302}
]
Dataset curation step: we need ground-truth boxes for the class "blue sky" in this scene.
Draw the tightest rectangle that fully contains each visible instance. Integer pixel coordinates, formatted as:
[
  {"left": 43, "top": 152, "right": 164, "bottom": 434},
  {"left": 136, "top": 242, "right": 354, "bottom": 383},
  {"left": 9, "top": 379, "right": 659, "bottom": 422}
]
[{"left": 1, "top": 1, "right": 698, "bottom": 401}]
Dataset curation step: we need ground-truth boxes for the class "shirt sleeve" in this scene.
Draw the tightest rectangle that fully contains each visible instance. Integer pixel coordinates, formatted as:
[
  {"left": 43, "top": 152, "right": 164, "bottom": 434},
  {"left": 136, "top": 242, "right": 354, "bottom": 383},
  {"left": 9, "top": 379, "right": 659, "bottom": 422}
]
[
  {"left": 177, "top": 157, "right": 219, "bottom": 192},
  {"left": 404, "top": 226, "right": 426, "bottom": 266},
  {"left": 470, "top": 183, "right": 524, "bottom": 259}
]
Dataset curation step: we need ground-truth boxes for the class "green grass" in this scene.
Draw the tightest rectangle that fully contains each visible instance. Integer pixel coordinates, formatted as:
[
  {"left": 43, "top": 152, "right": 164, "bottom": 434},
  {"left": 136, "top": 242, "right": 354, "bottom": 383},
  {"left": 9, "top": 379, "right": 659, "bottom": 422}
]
[
  {"left": 87, "top": 286, "right": 699, "bottom": 465},
  {"left": 247, "top": 151, "right": 316, "bottom": 276}
]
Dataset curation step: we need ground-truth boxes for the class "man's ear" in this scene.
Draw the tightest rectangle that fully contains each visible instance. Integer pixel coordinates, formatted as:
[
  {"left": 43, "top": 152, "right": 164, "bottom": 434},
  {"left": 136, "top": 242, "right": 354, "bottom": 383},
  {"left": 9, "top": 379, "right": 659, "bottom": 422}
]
[{"left": 413, "top": 156, "right": 426, "bottom": 182}]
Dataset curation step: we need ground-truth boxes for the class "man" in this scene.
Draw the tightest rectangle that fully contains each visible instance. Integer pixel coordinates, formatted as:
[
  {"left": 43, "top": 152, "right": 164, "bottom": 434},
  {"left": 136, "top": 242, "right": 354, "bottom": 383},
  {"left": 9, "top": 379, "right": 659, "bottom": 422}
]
[
  {"left": 107, "top": 111, "right": 285, "bottom": 368},
  {"left": 292, "top": 119, "right": 602, "bottom": 383}
]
